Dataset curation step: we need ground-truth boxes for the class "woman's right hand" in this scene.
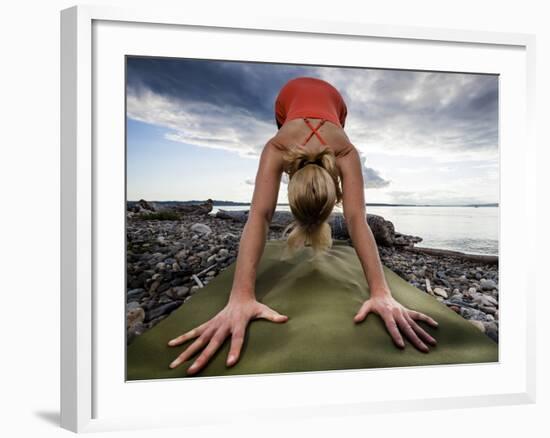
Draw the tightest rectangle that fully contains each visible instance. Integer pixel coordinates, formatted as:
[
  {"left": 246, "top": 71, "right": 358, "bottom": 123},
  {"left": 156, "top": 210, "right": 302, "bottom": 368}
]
[{"left": 167, "top": 296, "right": 288, "bottom": 375}]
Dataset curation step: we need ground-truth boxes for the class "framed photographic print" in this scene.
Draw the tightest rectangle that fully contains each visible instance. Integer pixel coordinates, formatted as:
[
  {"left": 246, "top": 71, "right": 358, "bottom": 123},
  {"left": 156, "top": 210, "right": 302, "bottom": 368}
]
[{"left": 60, "top": 4, "right": 537, "bottom": 433}]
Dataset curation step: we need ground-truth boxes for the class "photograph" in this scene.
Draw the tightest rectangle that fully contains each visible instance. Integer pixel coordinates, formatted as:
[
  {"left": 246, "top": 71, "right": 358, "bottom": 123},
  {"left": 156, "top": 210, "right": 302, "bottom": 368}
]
[{"left": 125, "top": 56, "right": 499, "bottom": 380}]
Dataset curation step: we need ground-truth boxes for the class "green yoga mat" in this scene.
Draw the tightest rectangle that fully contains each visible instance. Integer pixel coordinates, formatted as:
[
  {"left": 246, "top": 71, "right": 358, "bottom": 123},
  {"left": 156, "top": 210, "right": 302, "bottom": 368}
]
[{"left": 126, "top": 239, "right": 498, "bottom": 380}]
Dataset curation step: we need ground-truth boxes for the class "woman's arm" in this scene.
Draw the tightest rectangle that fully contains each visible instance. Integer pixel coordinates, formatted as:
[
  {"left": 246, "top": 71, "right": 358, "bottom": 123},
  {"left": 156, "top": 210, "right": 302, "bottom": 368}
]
[
  {"left": 337, "top": 148, "right": 390, "bottom": 296},
  {"left": 228, "top": 141, "right": 286, "bottom": 301},
  {"left": 337, "top": 147, "right": 439, "bottom": 352},
  {"left": 167, "top": 140, "right": 289, "bottom": 375}
]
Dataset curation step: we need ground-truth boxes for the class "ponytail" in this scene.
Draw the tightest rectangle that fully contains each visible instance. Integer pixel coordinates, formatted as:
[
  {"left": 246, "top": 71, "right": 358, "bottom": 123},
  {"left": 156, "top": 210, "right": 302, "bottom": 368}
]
[{"left": 280, "top": 145, "right": 343, "bottom": 259}]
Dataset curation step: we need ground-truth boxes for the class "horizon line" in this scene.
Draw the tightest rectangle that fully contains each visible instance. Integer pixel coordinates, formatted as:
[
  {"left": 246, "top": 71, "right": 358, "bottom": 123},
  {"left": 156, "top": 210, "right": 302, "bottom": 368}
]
[{"left": 128, "top": 199, "right": 499, "bottom": 207}]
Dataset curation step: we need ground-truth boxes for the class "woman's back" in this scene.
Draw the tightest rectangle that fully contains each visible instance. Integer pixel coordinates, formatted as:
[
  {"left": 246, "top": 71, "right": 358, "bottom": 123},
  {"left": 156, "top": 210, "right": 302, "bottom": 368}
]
[{"left": 271, "top": 117, "right": 355, "bottom": 162}]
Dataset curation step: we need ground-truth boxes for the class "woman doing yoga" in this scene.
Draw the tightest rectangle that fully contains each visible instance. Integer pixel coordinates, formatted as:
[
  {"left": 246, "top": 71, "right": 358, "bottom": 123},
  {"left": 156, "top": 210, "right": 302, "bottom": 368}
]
[{"left": 167, "top": 77, "right": 439, "bottom": 375}]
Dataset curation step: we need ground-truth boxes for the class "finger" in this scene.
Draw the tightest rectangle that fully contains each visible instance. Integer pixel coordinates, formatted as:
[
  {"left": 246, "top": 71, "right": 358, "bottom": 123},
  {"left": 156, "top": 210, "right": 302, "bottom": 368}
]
[
  {"left": 381, "top": 314, "right": 405, "bottom": 349},
  {"left": 168, "top": 322, "right": 207, "bottom": 347},
  {"left": 395, "top": 312, "right": 429, "bottom": 353},
  {"left": 354, "top": 301, "right": 372, "bottom": 323},
  {"left": 187, "top": 330, "right": 229, "bottom": 375},
  {"left": 409, "top": 310, "right": 439, "bottom": 328},
  {"left": 256, "top": 305, "right": 288, "bottom": 323},
  {"left": 169, "top": 329, "right": 213, "bottom": 369},
  {"left": 405, "top": 312, "right": 437, "bottom": 346},
  {"left": 227, "top": 327, "right": 246, "bottom": 367}
]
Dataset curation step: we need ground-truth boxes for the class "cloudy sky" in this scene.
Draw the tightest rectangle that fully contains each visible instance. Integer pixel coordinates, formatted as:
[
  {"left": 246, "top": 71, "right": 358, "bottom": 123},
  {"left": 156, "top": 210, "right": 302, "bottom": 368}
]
[{"left": 126, "top": 56, "right": 498, "bottom": 205}]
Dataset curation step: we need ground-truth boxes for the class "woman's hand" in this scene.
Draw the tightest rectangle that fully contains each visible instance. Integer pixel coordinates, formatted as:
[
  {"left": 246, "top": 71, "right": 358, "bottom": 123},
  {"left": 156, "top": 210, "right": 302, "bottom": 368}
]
[
  {"left": 167, "top": 297, "right": 288, "bottom": 375},
  {"left": 354, "top": 294, "right": 439, "bottom": 353}
]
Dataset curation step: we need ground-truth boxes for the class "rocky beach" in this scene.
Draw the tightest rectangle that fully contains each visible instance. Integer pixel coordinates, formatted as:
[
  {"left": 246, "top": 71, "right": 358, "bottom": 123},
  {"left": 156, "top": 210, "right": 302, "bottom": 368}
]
[{"left": 126, "top": 200, "right": 499, "bottom": 346}]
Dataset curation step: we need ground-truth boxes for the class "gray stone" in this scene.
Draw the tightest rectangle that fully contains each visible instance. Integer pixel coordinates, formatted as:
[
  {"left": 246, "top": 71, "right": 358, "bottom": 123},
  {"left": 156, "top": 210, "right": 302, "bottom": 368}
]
[
  {"left": 484, "top": 321, "right": 499, "bottom": 342},
  {"left": 127, "top": 306, "right": 145, "bottom": 329},
  {"left": 433, "top": 287, "right": 448, "bottom": 298},
  {"left": 158, "top": 295, "right": 173, "bottom": 304},
  {"left": 147, "top": 301, "right": 182, "bottom": 321},
  {"left": 190, "top": 223, "right": 212, "bottom": 235},
  {"left": 127, "top": 288, "right": 144, "bottom": 300},
  {"left": 173, "top": 286, "right": 190, "bottom": 298},
  {"left": 468, "top": 320, "right": 486, "bottom": 333},
  {"left": 480, "top": 278, "right": 497, "bottom": 290},
  {"left": 126, "top": 301, "right": 141, "bottom": 312},
  {"left": 207, "top": 254, "right": 217, "bottom": 263},
  {"left": 480, "top": 305, "right": 497, "bottom": 315},
  {"left": 149, "top": 279, "right": 161, "bottom": 294}
]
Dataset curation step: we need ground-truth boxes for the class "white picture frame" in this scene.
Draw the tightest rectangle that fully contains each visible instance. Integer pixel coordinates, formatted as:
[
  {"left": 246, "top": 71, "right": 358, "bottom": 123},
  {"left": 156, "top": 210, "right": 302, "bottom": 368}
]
[{"left": 60, "top": 4, "right": 537, "bottom": 433}]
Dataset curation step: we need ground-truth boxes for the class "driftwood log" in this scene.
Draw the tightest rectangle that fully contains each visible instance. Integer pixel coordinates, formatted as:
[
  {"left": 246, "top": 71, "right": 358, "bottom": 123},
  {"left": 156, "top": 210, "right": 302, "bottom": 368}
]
[
  {"left": 128, "top": 199, "right": 157, "bottom": 213},
  {"left": 402, "top": 246, "right": 498, "bottom": 265},
  {"left": 171, "top": 199, "right": 213, "bottom": 215},
  {"left": 215, "top": 209, "right": 422, "bottom": 247}
]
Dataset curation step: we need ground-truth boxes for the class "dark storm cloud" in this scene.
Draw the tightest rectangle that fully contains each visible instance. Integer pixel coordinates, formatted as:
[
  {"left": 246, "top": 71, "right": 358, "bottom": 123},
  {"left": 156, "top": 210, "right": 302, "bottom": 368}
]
[{"left": 127, "top": 56, "right": 318, "bottom": 125}]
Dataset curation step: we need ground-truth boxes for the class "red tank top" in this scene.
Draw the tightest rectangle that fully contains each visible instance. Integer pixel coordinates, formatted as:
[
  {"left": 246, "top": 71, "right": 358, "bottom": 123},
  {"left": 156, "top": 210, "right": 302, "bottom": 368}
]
[{"left": 274, "top": 77, "right": 348, "bottom": 130}]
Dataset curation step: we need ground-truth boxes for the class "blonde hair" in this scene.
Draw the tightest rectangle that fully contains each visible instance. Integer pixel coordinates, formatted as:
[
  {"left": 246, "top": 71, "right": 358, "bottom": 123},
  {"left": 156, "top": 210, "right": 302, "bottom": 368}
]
[{"left": 280, "top": 145, "right": 343, "bottom": 258}]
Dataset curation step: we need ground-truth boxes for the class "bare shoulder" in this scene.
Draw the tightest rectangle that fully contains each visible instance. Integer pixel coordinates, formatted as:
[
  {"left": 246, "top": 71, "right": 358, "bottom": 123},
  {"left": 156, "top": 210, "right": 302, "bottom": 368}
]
[
  {"left": 334, "top": 140, "right": 357, "bottom": 159},
  {"left": 335, "top": 142, "right": 361, "bottom": 177},
  {"left": 259, "top": 136, "right": 286, "bottom": 172},
  {"left": 265, "top": 133, "right": 287, "bottom": 153}
]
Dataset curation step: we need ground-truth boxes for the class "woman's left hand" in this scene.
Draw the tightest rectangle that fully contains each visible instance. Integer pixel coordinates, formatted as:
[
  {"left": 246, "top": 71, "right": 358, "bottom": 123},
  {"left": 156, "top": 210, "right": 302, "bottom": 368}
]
[{"left": 354, "top": 294, "right": 439, "bottom": 353}]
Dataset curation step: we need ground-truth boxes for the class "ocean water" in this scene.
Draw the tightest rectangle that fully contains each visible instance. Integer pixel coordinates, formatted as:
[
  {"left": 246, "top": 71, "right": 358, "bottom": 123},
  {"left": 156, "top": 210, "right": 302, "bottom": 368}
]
[{"left": 210, "top": 205, "right": 499, "bottom": 256}]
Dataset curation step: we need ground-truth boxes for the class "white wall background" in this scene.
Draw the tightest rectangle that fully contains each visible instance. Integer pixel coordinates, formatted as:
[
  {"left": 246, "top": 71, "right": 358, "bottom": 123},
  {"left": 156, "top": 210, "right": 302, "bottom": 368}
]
[{"left": 0, "top": 0, "right": 547, "bottom": 436}]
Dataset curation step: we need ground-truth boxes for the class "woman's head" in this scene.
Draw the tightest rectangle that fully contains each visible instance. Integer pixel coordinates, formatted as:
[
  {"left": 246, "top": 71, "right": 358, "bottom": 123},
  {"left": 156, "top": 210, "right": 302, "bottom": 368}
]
[{"left": 281, "top": 145, "right": 343, "bottom": 257}]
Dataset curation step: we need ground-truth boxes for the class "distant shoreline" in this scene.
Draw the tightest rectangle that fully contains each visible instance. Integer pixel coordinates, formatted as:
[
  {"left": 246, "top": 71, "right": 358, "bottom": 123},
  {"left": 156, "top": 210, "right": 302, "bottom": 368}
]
[{"left": 128, "top": 200, "right": 499, "bottom": 208}]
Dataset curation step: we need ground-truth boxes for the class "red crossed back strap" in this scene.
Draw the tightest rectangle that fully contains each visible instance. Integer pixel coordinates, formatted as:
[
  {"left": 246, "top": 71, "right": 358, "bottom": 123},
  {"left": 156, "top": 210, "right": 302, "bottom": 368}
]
[{"left": 301, "top": 117, "right": 327, "bottom": 146}]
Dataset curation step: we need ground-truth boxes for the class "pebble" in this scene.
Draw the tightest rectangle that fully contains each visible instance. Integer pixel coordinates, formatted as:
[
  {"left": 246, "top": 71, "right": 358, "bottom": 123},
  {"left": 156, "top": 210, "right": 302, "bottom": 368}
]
[
  {"left": 468, "top": 320, "right": 486, "bottom": 333},
  {"left": 127, "top": 288, "right": 144, "bottom": 301},
  {"left": 190, "top": 223, "right": 213, "bottom": 235},
  {"left": 425, "top": 278, "right": 433, "bottom": 295},
  {"left": 127, "top": 306, "right": 145, "bottom": 329},
  {"left": 172, "top": 286, "right": 190, "bottom": 298},
  {"left": 483, "top": 321, "right": 499, "bottom": 342},
  {"left": 146, "top": 301, "right": 182, "bottom": 322},
  {"left": 480, "top": 278, "right": 497, "bottom": 290},
  {"left": 148, "top": 279, "right": 161, "bottom": 294},
  {"left": 207, "top": 254, "right": 217, "bottom": 263}
]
